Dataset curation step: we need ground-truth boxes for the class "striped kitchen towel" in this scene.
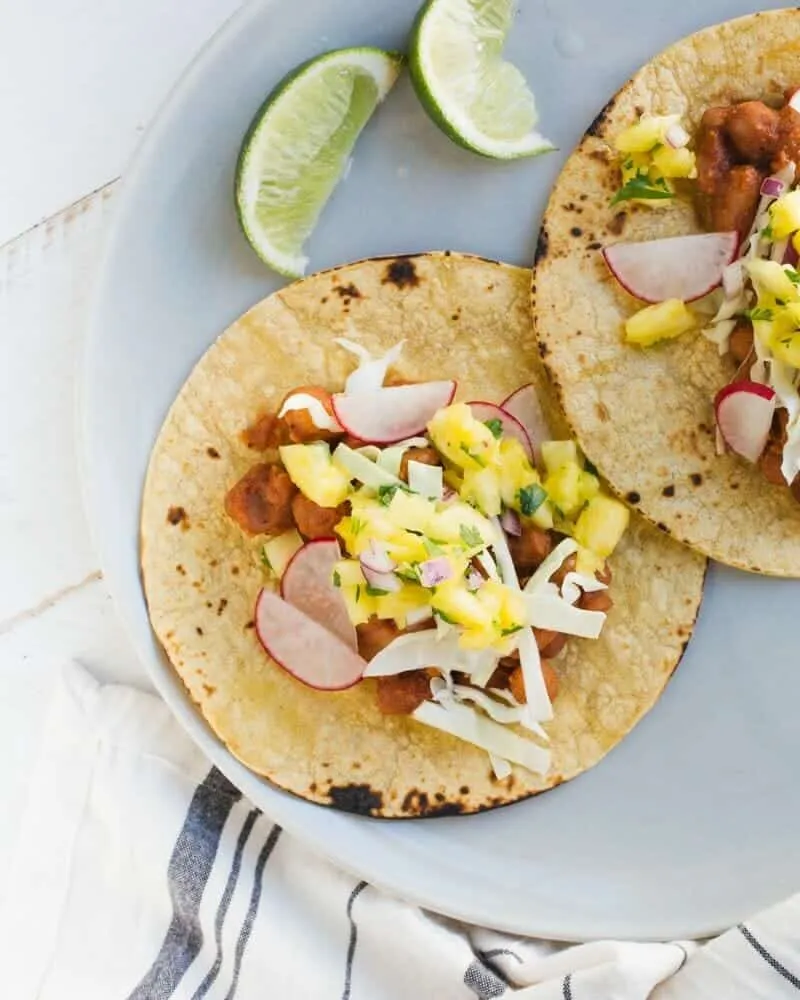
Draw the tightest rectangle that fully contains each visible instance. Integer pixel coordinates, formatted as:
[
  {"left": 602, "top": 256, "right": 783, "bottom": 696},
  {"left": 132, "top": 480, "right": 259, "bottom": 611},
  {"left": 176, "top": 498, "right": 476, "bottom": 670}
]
[{"left": 1, "top": 664, "right": 799, "bottom": 999}]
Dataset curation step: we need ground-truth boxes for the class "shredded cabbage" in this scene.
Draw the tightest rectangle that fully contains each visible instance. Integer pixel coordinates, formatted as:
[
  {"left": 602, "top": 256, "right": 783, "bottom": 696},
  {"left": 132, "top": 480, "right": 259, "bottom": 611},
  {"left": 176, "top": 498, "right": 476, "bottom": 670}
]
[
  {"left": 524, "top": 538, "right": 579, "bottom": 594},
  {"left": 362, "top": 629, "right": 498, "bottom": 678},
  {"left": 408, "top": 460, "right": 444, "bottom": 499},
  {"left": 377, "top": 437, "right": 429, "bottom": 477},
  {"left": 524, "top": 594, "right": 606, "bottom": 638},
  {"left": 333, "top": 443, "right": 401, "bottom": 490},
  {"left": 278, "top": 392, "right": 342, "bottom": 431}
]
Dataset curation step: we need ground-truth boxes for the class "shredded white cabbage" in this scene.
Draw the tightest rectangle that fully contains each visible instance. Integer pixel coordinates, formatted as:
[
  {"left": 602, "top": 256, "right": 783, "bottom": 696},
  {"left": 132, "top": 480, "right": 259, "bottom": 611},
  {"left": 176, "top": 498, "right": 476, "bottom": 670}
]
[
  {"left": 560, "top": 571, "right": 607, "bottom": 605},
  {"left": 335, "top": 337, "right": 406, "bottom": 394},
  {"left": 278, "top": 392, "right": 342, "bottom": 431},
  {"left": 362, "top": 630, "right": 497, "bottom": 679},
  {"left": 377, "top": 437, "right": 429, "bottom": 477},
  {"left": 524, "top": 538, "right": 579, "bottom": 594},
  {"left": 411, "top": 700, "right": 551, "bottom": 775},
  {"left": 332, "top": 443, "right": 401, "bottom": 490},
  {"left": 408, "top": 461, "right": 444, "bottom": 499},
  {"left": 489, "top": 755, "right": 513, "bottom": 780},
  {"left": 524, "top": 594, "right": 606, "bottom": 638}
]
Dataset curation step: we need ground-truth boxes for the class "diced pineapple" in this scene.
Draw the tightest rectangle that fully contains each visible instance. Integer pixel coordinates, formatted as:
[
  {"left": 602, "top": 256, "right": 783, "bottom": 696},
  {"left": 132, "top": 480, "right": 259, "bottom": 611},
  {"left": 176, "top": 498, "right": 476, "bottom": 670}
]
[
  {"left": 544, "top": 463, "right": 583, "bottom": 517},
  {"left": 530, "top": 500, "right": 555, "bottom": 530},
  {"left": 770, "top": 189, "right": 800, "bottom": 240},
  {"left": 375, "top": 584, "right": 430, "bottom": 628},
  {"left": 332, "top": 559, "right": 365, "bottom": 588},
  {"left": 458, "top": 625, "right": 501, "bottom": 651},
  {"left": 461, "top": 466, "right": 503, "bottom": 516},
  {"left": 620, "top": 151, "right": 651, "bottom": 185},
  {"left": 624, "top": 299, "right": 696, "bottom": 347},
  {"left": 498, "top": 438, "right": 539, "bottom": 507},
  {"left": 576, "top": 547, "right": 605, "bottom": 577},
  {"left": 262, "top": 529, "right": 303, "bottom": 578},
  {"left": 771, "top": 331, "right": 800, "bottom": 368},
  {"left": 340, "top": 584, "right": 377, "bottom": 626},
  {"left": 574, "top": 496, "right": 630, "bottom": 557},
  {"left": 745, "top": 259, "right": 800, "bottom": 303},
  {"left": 431, "top": 580, "right": 492, "bottom": 630},
  {"left": 482, "top": 580, "right": 526, "bottom": 633},
  {"left": 541, "top": 440, "right": 579, "bottom": 473},
  {"left": 279, "top": 443, "right": 351, "bottom": 507},
  {"left": 614, "top": 114, "right": 680, "bottom": 154},
  {"left": 427, "top": 403, "right": 498, "bottom": 471},
  {"left": 579, "top": 470, "right": 601, "bottom": 503},
  {"left": 384, "top": 530, "right": 430, "bottom": 565},
  {"left": 429, "top": 502, "right": 494, "bottom": 547},
  {"left": 387, "top": 490, "right": 434, "bottom": 533},
  {"left": 651, "top": 145, "right": 697, "bottom": 179}
]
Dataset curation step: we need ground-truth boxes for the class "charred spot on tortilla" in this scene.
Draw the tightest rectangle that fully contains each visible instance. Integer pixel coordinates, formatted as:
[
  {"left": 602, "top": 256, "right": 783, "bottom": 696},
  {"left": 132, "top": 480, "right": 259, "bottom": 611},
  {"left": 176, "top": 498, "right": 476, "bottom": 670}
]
[
  {"left": 595, "top": 402, "right": 610, "bottom": 422},
  {"left": 202, "top": 683, "right": 216, "bottom": 697},
  {"left": 176, "top": 564, "right": 186, "bottom": 575},
  {"left": 244, "top": 619, "right": 255, "bottom": 630},
  {"left": 401, "top": 789, "right": 430, "bottom": 814},
  {"left": 626, "top": 491, "right": 641, "bottom": 504},
  {"left": 608, "top": 212, "right": 627, "bottom": 236},
  {"left": 588, "top": 241, "right": 602, "bottom": 250},
  {"left": 207, "top": 447, "right": 221, "bottom": 459},
  {"left": 425, "top": 801, "right": 465, "bottom": 817},
  {"left": 328, "top": 783, "right": 383, "bottom": 815},
  {"left": 459, "top": 785, "right": 470, "bottom": 795},
  {"left": 195, "top": 626, "right": 204, "bottom": 636},
  {"left": 534, "top": 227, "right": 550, "bottom": 265},
  {"left": 167, "top": 505, "right": 187, "bottom": 526},
  {"left": 570, "top": 226, "right": 583, "bottom": 238},
  {"left": 690, "top": 473, "right": 704, "bottom": 487},
  {"left": 383, "top": 257, "right": 419, "bottom": 289},
  {"left": 663, "top": 485, "right": 676, "bottom": 498},
  {"left": 216, "top": 598, "right": 228, "bottom": 616},
  {"left": 538, "top": 341, "right": 549, "bottom": 358},
  {"left": 231, "top": 566, "right": 240, "bottom": 576},
  {"left": 585, "top": 94, "right": 616, "bottom": 138},
  {"left": 333, "top": 282, "right": 362, "bottom": 300},
  {"left": 657, "top": 522, "right": 669, "bottom": 532}
]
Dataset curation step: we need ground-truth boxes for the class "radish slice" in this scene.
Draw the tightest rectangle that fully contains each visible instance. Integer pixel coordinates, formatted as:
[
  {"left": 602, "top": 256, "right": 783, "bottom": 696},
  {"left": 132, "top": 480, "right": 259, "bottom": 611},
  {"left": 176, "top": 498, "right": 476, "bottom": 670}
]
[
  {"left": 467, "top": 401, "right": 533, "bottom": 460},
  {"left": 331, "top": 381, "right": 456, "bottom": 444},
  {"left": 500, "top": 384, "right": 551, "bottom": 462},
  {"left": 280, "top": 539, "right": 357, "bottom": 651},
  {"left": 254, "top": 589, "right": 365, "bottom": 691},
  {"left": 603, "top": 232, "right": 739, "bottom": 303},
  {"left": 714, "top": 381, "right": 776, "bottom": 463}
]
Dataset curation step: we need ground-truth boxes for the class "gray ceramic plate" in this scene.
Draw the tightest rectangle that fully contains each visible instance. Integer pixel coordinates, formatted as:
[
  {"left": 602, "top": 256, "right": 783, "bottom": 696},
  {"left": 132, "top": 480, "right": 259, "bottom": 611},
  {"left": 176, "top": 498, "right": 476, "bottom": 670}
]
[{"left": 82, "top": 0, "right": 800, "bottom": 940}]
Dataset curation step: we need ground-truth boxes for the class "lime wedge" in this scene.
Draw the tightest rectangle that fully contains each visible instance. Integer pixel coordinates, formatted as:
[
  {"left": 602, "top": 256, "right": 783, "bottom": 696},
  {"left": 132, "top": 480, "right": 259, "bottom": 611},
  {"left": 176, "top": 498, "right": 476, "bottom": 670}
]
[
  {"left": 236, "top": 48, "right": 402, "bottom": 278},
  {"left": 409, "top": 0, "right": 554, "bottom": 160}
]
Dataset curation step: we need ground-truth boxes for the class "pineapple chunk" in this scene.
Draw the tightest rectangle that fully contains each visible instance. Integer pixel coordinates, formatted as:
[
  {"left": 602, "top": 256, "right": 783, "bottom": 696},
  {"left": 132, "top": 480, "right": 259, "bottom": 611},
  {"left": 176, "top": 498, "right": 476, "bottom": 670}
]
[
  {"left": 625, "top": 299, "right": 696, "bottom": 347},
  {"left": 576, "top": 547, "right": 605, "bottom": 577},
  {"left": 579, "top": 470, "right": 601, "bottom": 503},
  {"left": 429, "top": 502, "right": 494, "bottom": 547},
  {"left": 498, "top": 438, "right": 539, "bottom": 505},
  {"left": 262, "top": 529, "right": 303, "bottom": 578},
  {"left": 771, "top": 331, "right": 800, "bottom": 368},
  {"left": 770, "top": 189, "right": 800, "bottom": 240},
  {"left": 341, "top": 584, "right": 377, "bottom": 626},
  {"left": 427, "top": 403, "right": 498, "bottom": 471},
  {"left": 384, "top": 531, "right": 430, "bottom": 565},
  {"left": 651, "top": 144, "right": 697, "bottom": 179},
  {"left": 461, "top": 466, "right": 503, "bottom": 516},
  {"left": 482, "top": 579, "right": 526, "bottom": 633},
  {"left": 745, "top": 259, "right": 800, "bottom": 303},
  {"left": 530, "top": 500, "right": 555, "bottom": 530},
  {"left": 574, "top": 496, "right": 630, "bottom": 557},
  {"left": 431, "top": 580, "right": 492, "bottom": 630},
  {"left": 614, "top": 114, "right": 680, "bottom": 154},
  {"left": 332, "top": 559, "right": 365, "bottom": 588},
  {"left": 544, "top": 463, "right": 583, "bottom": 517},
  {"left": 280, "top": 443, "right": 351, "bottom": 507},
  {"left": 541, "top": 440, "right": 578, "bottom": 473},
  {"left": 387, "top": 490, "right": 434, "bottom": 533},
  {"left": 375, "top": 584, "right": 430, "bottom": 628}
]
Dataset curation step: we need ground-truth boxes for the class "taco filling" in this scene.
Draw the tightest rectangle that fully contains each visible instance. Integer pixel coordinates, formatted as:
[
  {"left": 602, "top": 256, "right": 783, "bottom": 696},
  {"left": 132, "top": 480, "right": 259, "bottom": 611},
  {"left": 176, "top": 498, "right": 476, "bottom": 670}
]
[
  {"left": 224, "top": 339, "right": 629, "bottom": 778},
  {"left": 602, "top": 91, "right": 800, "bottom": 502}
]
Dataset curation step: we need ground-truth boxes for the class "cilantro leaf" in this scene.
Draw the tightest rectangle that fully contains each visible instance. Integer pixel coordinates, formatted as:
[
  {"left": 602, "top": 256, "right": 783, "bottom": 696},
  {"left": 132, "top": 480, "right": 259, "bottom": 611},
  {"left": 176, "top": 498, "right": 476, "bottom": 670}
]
[
  {"left": 761, "top": 223, "right": 774, "bottom": 240},
  {"left": 501, "top": 625, "right": 524, "bottom": 637},
  {"left": 517, "top": 483, "right": 548, "bottom": 517},
  {"left": 332, "top": 570, "right": 341, "bottom": 588},
  {"left": 377, "top": 483, "right": 411, "bottom": 506},
  {"left": 423, "top": 538, "right": 445, "bottom": 558},
  {"left": 459, "top": 524, "right": 484, "bottom": 548},
  {"left": 355, "top": 585, "right": 361, "bottom": 602},
  {"left": 787, "top": 268, "right": 800, "bottom": 285},
  {"left": 460, "top": 442, "right": 487, "bottom": 467},
  {"left": 365, "top": 584, "right": 389, "bottom": 597},
  {"left": 433, "top": 608, "right": 458, "bottom": 625},
  {"left": 260, "top": 548, "right": 273, "bottom": 572},
  {"left": 743, "top": 307, "right": 775, "bottom": 322},
  {"left": 610, "top": 173, "right": 674, "bottom": 206},
  {"left": 484, "top": 418, "right": 504, "bottom": 439}
]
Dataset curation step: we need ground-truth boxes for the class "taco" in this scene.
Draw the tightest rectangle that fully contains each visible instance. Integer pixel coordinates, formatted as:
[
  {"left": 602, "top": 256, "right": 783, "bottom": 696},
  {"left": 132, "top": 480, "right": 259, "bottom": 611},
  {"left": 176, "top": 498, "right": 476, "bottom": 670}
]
[
  {"left": 141, "top": 252, "right": 705, "bottom": 818},
  {"left": 533, "top": 9, "right": 800, "bottom": 576}
]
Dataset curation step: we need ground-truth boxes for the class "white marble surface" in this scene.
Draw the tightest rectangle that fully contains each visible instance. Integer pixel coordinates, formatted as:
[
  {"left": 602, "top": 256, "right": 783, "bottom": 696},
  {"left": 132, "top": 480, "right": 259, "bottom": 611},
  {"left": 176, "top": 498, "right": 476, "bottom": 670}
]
[{"left": 0, "top": 0, "right": 241, "bottom": 879}]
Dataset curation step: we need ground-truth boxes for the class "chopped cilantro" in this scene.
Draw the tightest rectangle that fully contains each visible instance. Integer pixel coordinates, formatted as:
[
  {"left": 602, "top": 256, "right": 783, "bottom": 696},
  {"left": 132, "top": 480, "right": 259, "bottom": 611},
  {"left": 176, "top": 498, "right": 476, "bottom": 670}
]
[
  {"left": 501, "top": 625, "right": 524, "bottom": 637},
  {"left": 332, "top": 570, "right": 341, "bottom": 588},
  {"left": 459, "top": 524, "right": 484, "bottom": 548},
  {"left": 517, "top": 483, "right": 548, "bottom": 517},
  {"left": 761, "top": 224, "right": 774, "bottom": 240},
  {"left": 433, "top": 608, "right": 458, "bottom": 625},
  {"left": 259, "top": 548, "right": 272, "bottom": 572},
  {"left": 787, "top": 268, "right": 800, "bottom": 285},
  {"left": 623, "top": 157, "right": 634, "bottom": 169},
  {"left": 377, "top": 483, "right": 410, "bottom": 506},
  {"left": 355, "top": 585, "right": 361, "bottom": 602},
  {"left": 395, "top": 566, "right": 419, "bottom": 583},
  {"left": 743, "top": 307, "right": 775, "bottom": 322},
  {"left": 365, "top": 584, "right": 389, "bottom": 597},
  {"left": 423, "top": 538, "right": 445, "bottom": 558},
  {"left": 611, "top": 173, "right": 673, "bottom": 206},
  {"left": 484, "top": 418, "right": 504, "bottom": 439},
  {"left": 460, "top": 442, "right": 487, "bottom": 467}
]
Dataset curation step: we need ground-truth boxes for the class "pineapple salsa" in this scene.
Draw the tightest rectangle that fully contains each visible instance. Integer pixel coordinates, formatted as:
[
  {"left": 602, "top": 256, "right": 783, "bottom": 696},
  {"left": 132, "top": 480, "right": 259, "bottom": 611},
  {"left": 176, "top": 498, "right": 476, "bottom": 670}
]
[
  {"left": 601, "top": 95, "right": 800, "bottom": 498},
  {"left": 224, "top": 341, "right": 629, "bottom": 775}
]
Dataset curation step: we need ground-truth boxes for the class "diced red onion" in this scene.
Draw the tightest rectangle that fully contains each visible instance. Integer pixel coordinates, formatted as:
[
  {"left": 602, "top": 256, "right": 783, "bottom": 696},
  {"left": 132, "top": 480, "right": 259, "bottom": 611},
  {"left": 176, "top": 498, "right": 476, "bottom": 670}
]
[
  {"left": 790, "top": 89, "right": 800, "bottom": 114},
  {"left": 442, "top": 487, "right": 457, "bottom": 502},
  {"left": 664, "top": 123, "right": 690, "bottom": 149},
  {"left": 419, "top": 557, "right": 453, "bottom": 588},
  {"left": 465, "top": 568, "right": 484, "bottom": 592},
  {"left": 761, "top": 176, "right": 786, "bottom": 199},
  {"left": 722, "top": 262, "right": 744, "bottom": 300},
  {"left": 500, "top": 507, "right": 522, "bottom": 537},
  {"left": 359, "top": 540, "right": 395, "bottom": 575},
  {"left": 361, "top": 566, "right": 401, "bottom": 592}
]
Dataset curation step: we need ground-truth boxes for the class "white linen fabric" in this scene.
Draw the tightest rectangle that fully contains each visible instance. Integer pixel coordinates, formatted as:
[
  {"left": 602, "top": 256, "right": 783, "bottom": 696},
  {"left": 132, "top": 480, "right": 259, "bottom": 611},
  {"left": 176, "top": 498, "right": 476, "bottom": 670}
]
[{"left": 1, "top": 664, "right": 799, "bottom": 1000}]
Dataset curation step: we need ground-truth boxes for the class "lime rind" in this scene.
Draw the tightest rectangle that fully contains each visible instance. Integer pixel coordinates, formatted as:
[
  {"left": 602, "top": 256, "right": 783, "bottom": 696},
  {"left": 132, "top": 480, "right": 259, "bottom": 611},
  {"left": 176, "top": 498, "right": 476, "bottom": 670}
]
[
  {"left": 409, "top": 0, "right": 554, "bottom": 160},
  {"left": 236, "top": 47, "right": 402, "bottom": 278}
]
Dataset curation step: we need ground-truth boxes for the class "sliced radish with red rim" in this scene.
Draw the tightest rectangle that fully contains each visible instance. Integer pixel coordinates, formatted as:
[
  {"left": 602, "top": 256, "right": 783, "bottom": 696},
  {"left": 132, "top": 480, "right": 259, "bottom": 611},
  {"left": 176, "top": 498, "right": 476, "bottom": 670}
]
[
  {"left": 255, "top": 589, "right": 365, "bottom": 691},
  {"left": 500, "top": 384, "right": 550, "bottom": 462},
  {"left": 280, "top": 538, "right": 357, "bottom": 651},
  {"left": 602, "top": 232, "right": 739, "bottom": 304},
  {"left": 714, "top": 381, "right": 776, "bottom": 463},
  {"left": 331, "top": 381, "right": 456, "bottom": 444},
  {"left": 467, "top": 401, "right": 533, "bottom": 460}
]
